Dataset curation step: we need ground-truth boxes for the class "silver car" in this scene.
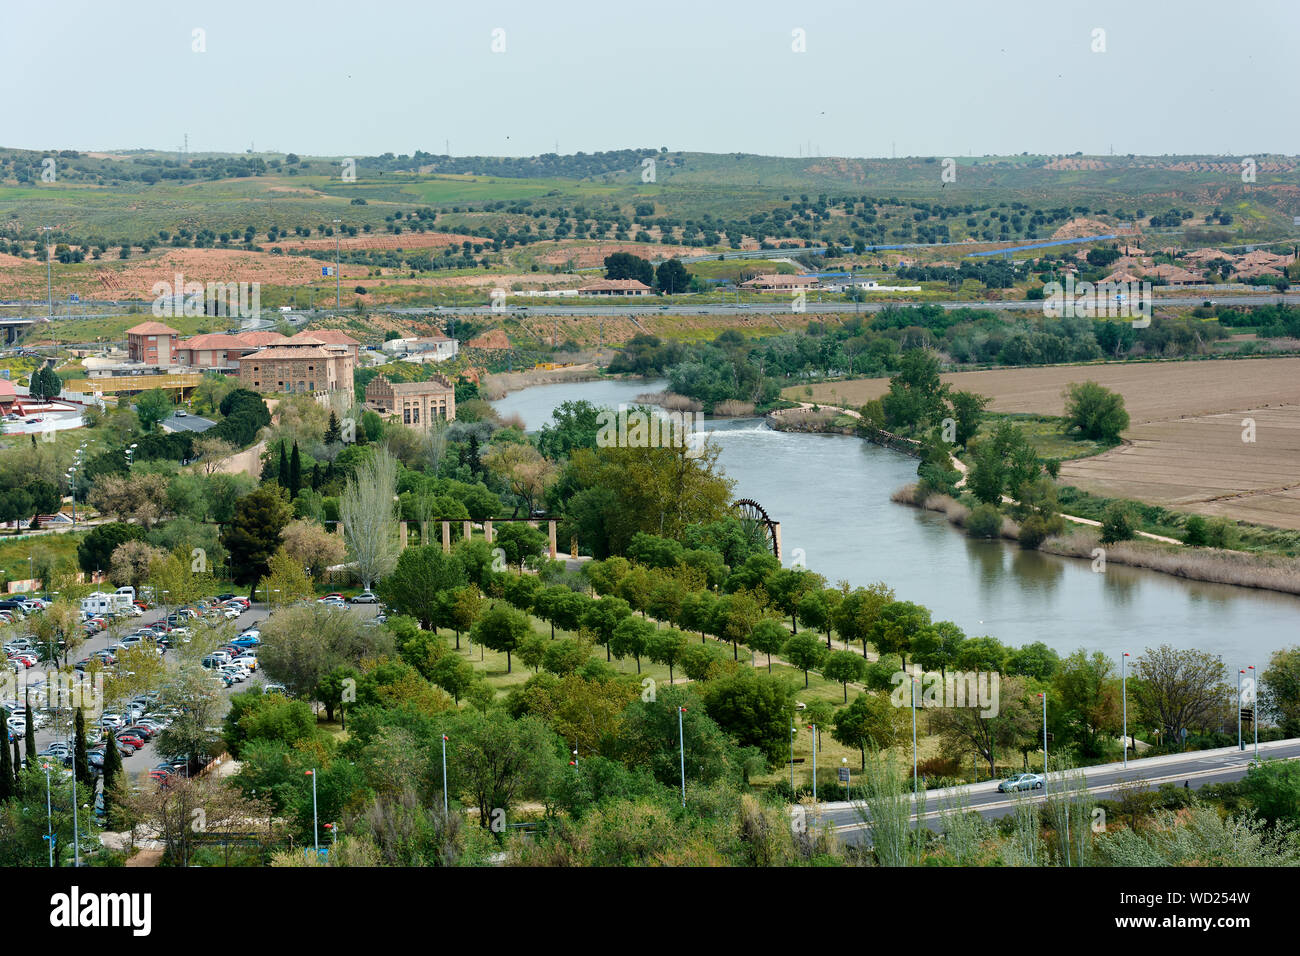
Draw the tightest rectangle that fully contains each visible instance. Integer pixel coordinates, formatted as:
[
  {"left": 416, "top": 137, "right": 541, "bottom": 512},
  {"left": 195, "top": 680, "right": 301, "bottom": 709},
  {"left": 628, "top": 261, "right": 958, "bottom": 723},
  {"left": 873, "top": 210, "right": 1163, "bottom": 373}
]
[{"left": 998, "top": 773, "right": 1045, "bottom": 793}]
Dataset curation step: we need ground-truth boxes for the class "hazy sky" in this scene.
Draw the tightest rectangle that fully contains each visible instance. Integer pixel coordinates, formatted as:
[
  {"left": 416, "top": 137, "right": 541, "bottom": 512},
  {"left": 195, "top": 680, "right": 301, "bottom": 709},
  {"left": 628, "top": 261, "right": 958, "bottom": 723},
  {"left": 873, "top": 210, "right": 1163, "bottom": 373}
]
[{"left": 2, "top": 0, "right": 1295, "bottom": 158}]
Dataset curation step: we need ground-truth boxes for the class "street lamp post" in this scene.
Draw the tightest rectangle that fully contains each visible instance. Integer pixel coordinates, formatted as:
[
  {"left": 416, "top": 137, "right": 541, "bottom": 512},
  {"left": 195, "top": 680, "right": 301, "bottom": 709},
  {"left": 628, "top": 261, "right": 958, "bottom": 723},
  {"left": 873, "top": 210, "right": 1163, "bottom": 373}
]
[
  {"left": 809, "top": 723, "right": 817, "bottom": 807},
  {"left": 911, "top": 676, "right": 919, "bottom": 795},
  {"left": 1039, "top": 692, "right": 1048, "bottom": 795},
  {"left": 1249, "top": 665, "right": 1258, "bottom": 759},
  {"left": 71, "top": 764, "right": 80, "bottom": 867},
  {"left": 1122, "top": 652, "right": 1129, "bottom": 768},
  {"left": 333, "top": 220, "right": 342, "bottom": 310},
  {"left": 440, "top": 734, "right": 449, "bottom": 817},
  {"left": 305, "top": 769, "right": 318, "bottom": 853},
  {"left": 1238, "top": 669, "right": 1244, "bottom": 752},
  {"left": 677, "top": 706, "right": 687, "bottom": 807},
  {"left": 42, "top": 762, "right": 53, "bottom": 867},
  {"left": 789, "top": 725, "right": 797, "bottom": 793},
  {"left": 842, "top": 757, "right": 850, "bottom": 802},
  {"left": 43, "top": 226, "right": 54, "bottom": 316}
]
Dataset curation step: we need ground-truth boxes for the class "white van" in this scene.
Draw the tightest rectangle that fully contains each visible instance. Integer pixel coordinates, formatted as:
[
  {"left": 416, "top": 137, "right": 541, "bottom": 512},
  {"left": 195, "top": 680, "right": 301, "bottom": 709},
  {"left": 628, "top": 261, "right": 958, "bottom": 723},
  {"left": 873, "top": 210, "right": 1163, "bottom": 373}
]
[
  {"left": 80, "top": 592, "right": 118, "bottom": 618},
  {"left": 115, "top": 586, "right": 136, "bottom": 604}
]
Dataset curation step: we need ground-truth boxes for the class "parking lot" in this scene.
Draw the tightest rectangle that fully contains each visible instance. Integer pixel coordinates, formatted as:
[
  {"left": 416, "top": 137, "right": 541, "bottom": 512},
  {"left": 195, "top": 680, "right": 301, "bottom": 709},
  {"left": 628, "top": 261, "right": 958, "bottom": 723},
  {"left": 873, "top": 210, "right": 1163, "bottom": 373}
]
[{"left": 6, "top": 596, "right": 380, "bottom": 790}]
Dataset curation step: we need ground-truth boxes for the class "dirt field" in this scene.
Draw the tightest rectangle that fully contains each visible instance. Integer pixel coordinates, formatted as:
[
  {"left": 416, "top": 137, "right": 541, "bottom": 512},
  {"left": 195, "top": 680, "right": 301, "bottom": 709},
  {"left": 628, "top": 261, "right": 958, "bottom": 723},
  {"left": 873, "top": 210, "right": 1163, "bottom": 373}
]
[
  {"left": 277, "top": 230, "right": 489, "bottom": 252},
  {"left": 531, "top": 241, "right": 701, "bottom": 268},
  {"left": 793, "top": 357, "right": 1300, "bottom": 529}
]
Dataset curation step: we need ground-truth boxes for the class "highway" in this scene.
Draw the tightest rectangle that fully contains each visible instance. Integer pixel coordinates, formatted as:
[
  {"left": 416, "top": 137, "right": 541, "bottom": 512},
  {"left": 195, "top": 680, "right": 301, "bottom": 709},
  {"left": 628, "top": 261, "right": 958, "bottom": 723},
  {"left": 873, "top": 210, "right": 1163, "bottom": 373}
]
[
  {"left": 818, "top": 738, "right": 1300, "bottom": 843},
  {"left": 2, "top": 292, "right": 1296, "bottom": 323}
]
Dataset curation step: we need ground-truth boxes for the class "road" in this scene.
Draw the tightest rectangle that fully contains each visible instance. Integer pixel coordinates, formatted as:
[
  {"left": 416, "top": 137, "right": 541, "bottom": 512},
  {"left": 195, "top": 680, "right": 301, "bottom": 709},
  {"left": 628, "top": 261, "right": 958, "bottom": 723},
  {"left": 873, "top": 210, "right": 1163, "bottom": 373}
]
[
  {"left": 817, "top": 737, "right": 1300, "bottom": 843},
  {"left": 3, "top": 293, "right": 1296, "bottom": 322}
]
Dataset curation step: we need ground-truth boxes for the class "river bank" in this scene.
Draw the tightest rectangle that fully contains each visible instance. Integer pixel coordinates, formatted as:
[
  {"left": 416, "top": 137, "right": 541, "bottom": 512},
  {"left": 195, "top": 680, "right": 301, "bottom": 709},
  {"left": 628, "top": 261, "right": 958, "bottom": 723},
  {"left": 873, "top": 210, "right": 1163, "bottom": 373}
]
[{"left": 892, "top": 484, "right": 1300, "bottom": 596}]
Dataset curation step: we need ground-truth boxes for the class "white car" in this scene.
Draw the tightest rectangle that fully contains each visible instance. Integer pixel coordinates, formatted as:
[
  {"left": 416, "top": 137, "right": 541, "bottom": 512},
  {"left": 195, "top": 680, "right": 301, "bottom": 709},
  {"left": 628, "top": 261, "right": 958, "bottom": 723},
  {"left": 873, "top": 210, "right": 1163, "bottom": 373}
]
[{"left": 218, "top": 664, "right": 247, "bottom": 683}]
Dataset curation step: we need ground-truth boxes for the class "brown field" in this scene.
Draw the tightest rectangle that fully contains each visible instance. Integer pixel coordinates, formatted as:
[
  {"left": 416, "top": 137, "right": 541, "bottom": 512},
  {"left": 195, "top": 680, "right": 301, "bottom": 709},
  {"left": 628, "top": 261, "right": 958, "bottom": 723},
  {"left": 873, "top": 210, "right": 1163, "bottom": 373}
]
[
  {"left": 791, "top": 357, "right": 1300, "bottom": 529},
  {"left": 277, "top": 230, "right": 489, "bottom": 252},
  {"left": 531, "top": 241, "right": 699, "bottom": 268}
]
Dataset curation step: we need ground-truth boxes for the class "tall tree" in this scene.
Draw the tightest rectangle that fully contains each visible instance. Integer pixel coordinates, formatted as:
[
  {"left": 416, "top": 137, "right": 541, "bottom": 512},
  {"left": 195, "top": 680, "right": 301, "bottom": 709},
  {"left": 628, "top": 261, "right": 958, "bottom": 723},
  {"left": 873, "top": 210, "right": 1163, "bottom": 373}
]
[
  {"left": 338, "top": 447, "right": 401, "bottom": 591},
  {"left": 278, "top": 442, "right": 289, "bottom": 490},
  {"left": 100, "top": 727, "right": 124, "bottom": 825},
  {"left": 73, "top": 707, "right": 91, "bottom": 789},
  {"left": 289, "top": 442, "right": 302, "bottom": 498},
  {"left": 221, "top": 484, "right": 293, "bottom": 591}
]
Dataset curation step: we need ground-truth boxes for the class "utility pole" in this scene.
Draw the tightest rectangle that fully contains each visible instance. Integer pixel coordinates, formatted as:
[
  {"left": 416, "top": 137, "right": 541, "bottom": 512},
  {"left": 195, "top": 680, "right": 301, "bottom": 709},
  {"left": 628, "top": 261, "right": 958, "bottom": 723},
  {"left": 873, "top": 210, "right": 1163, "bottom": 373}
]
[{"left": 333, "top": 219, "right": 342, "bottom": 310}]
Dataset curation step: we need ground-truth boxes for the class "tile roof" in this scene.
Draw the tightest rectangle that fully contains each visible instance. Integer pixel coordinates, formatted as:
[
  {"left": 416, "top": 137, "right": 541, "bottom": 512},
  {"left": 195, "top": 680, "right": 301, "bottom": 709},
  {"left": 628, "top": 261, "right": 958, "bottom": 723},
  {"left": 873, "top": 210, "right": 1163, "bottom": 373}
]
[{"left": 125, "top": 321, "right": 180, "bottom": 335}]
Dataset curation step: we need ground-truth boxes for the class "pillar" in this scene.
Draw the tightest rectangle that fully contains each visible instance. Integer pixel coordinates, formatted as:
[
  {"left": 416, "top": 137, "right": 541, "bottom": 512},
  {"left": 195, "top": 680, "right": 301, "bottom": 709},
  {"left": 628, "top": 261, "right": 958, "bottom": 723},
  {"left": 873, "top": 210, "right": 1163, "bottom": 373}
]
[
  {"left": 484, "top": 520, "right": 493, "bottom": 544},
  {"left": 441, "top": 521, "right": 451, "bottom": 554},
  {"left": 548, "top": 519, "right": 557, "bottom": 560},
  {"left": 399, "top": 521, "right": 408, "bottom": 550},
  {"left": 463, "top": 519, "right": 472, "bottom": 541},
  {"left": 772, "top": 521, "right": 782, "bottom": 562},
  {"left": 421, "top": 520, "right": 429, "bottom": 546}
]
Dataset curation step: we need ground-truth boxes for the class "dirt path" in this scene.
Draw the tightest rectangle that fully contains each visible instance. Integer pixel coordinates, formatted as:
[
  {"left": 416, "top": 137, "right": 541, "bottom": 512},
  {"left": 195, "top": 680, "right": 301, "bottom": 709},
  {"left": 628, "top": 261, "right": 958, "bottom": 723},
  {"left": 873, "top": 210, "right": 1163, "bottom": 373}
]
[{"left": 213, "top": 439, "right": 265, "bottom": 477}]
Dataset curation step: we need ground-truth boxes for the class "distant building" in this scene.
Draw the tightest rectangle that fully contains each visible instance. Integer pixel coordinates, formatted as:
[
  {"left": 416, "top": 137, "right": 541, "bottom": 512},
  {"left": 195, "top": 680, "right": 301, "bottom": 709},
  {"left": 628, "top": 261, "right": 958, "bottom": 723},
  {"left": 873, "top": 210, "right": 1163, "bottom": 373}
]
[
  {"left": 381, "top": 332, "right": 459, "bottom": 361},
  {"left": 0, "top": 378, "right": 19, "bottom": 416},
  {"left": 364, "top": 374, "right": 456, "bottom": 428},
  {"left": 739, "top": 274, "right": 818, "bottom": 292},
  {"left": 238, "top": 339, "right": 355, "bottom": 396},
  {"left": 577, "top": 278, "right": 652, "bottom": 296},
  {"left": 125, "top": 322, "right": 180, "bottom": 366}
]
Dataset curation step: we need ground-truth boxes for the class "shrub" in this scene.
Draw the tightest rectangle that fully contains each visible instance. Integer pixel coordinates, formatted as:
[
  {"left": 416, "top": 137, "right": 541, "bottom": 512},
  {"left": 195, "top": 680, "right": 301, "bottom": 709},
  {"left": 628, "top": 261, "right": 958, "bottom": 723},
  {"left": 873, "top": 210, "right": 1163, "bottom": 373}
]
[
  {"left": 1183, "top": 514, "right": 1209, "bottom": 546},
  {"left": 1017, "top": 515, "right": 1051, "bottom": 550},
  {"left": 1100, "top": 502, "right": 1137, "bottom": 544},
  {"left": 966, "top": 503, "right": 1003, "bottom": 539}
]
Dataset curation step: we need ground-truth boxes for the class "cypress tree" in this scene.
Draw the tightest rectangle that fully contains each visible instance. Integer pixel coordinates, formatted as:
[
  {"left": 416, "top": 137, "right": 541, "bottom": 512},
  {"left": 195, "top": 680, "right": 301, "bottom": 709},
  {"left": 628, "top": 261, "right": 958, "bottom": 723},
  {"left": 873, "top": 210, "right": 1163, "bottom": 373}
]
[
  {"left": 24, "top": 696, "right": 36, "bottom": 765},
  {"left": 0, "top": 710, "right": 14, "bottom": 801},
  {"left": 324, "top": 411, "right": 342, "bottom": 444},
  {"left": 311, "top": 462, "right": 321, "bottom": 490},
  {"left": 278, "top": 442, "right": 289, "bottom": 489},
  {"left": 101, "top": 728, "right": 123, "bottom": 826},
  {"left": 11, "top": 738, "right": 19, "bottom": 784},
  {"left": 73, "top": 708, "right": 91, "bottom": 789},
  {"left": 289, "top": 442, "right": 302, "bottom": 498}
]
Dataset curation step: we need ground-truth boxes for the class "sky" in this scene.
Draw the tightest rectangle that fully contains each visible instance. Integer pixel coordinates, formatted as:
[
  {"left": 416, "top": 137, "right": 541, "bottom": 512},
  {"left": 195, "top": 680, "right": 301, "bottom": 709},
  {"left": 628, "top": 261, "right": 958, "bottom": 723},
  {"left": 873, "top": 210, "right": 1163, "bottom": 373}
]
[{"left": 1, "top": 0, "right": 1296, "bottom": 159}]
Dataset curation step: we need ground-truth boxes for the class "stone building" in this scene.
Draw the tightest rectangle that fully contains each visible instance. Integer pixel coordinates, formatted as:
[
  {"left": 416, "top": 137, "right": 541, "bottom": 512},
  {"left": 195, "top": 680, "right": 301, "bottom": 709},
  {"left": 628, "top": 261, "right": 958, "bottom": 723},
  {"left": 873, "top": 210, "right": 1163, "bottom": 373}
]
[{"left": 364, "top": 373, "right": 456, "bottom": 428}]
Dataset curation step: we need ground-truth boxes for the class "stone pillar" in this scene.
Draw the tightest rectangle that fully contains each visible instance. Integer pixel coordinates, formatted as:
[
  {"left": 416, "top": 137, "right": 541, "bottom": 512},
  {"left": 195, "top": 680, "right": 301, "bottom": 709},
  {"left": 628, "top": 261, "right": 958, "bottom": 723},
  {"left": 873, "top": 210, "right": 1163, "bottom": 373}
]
[
  {"left": 772, "top": 521, "right": 782, "bottom": 562},
  {"left": 421, "top": 520, "right": 429, "bottom": 546},
  {"left": 484, "top": 520, "right": 493, "bottom": 544},
  {"left": 441, "top": 521, "right": 451, "bottom": 554},
  {"left": 548, "top": 519, "right": 557, "bottom": 560},
  {"left": 463, "top": 520, "right": 472, "bottom": 541},
  {"left": 399, "top": 521, "right": 408, "bottom": 550}
]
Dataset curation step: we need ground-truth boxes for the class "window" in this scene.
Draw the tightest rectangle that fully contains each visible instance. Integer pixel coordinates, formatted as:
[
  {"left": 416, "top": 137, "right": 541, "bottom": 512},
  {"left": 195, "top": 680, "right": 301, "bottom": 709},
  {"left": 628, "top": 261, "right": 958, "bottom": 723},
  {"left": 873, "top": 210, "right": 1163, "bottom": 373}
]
[
  {"left": 411, "top": 407, "right": 419, "bottom": 423},
  {"left": 403, "top": 408, "right": 410, "bottom": 424}
]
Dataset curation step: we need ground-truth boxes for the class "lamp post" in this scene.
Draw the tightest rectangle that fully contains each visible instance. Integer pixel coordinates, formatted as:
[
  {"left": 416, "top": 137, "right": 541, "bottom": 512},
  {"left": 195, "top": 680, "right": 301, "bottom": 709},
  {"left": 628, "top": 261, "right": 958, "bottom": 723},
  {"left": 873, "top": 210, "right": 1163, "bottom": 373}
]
[
  {"left": 677, "top": 706, "right": 687, "bottom": 807},
  {"left": 1122, "top": 652, "right": 1129, "bottom": 768},
  {"left": 842, "top": 757, "right": 850, "bottom": 802},
  {"left": 125, "top": 443, "right": 138, "bottom": 469},
  {"left": 71, "top": 763, "right": 80, "bottom": 867},
  {"left": 1039, "top": 692, "right": 1048, "bottom": 795},
  {"left": 43, "top": 226, "right": 54, "bottom": 316},
  {"left": 911, "top": 675, "right": 919, "bottom": 795},
  {"left": 333, "top": 220, "right": 342, "bottom": 310},
  {"left": 440, "top": 734, "right": 449, "bottom": 817},
  {"left": 305, "top": 769, "right": 318, "bottom": 853},
  {"left": 1248, "top": 665, "right": 1258, "bottom": 759},
  {"left": 42, "top": 762, "right": 53, "bottom": 867},
  {"left": 789, "top": 725, "right": 797, "bottom": 793},
  {"left": 808, "top": 723, "right": 817, "bottom": 807},
  {"left": 1238, "top": 669, "right": 1244, "bottom": 752}
]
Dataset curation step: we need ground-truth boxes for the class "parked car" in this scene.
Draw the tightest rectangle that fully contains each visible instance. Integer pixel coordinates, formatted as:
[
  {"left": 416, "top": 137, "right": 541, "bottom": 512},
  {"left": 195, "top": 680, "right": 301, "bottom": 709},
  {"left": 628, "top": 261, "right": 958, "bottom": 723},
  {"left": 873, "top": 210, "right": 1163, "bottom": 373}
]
[
  {"left": 998, "top": 773, "right": 1045, "bottom": 793},
  {"left": 350, "top": 590, "right": 379, "bottom": 604}
]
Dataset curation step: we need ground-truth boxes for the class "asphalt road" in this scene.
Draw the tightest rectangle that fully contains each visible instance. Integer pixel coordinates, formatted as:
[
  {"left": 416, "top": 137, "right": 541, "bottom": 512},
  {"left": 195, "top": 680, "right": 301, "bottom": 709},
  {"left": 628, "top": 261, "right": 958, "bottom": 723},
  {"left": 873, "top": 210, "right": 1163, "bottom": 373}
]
[{"left": 818, "top": 737, "right": 1300, "bottom": 843}]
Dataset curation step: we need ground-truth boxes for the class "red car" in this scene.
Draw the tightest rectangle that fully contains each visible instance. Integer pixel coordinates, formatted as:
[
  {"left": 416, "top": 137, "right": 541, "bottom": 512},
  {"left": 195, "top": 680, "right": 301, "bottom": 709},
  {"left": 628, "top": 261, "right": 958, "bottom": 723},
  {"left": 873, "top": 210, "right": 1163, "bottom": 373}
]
[
  {"left": 8, "top": 653, "right": 37, "bottom": 668},
  {"left": 115, "top": 732, "right": 146, "bottom": 749}
]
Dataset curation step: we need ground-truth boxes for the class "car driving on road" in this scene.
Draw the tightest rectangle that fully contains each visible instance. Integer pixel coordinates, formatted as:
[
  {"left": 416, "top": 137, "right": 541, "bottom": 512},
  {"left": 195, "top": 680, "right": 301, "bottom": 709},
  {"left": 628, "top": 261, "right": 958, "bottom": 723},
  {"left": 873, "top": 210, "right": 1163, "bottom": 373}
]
[{"left": 998, "top": 773, "right": 1045, "bottom": 793}]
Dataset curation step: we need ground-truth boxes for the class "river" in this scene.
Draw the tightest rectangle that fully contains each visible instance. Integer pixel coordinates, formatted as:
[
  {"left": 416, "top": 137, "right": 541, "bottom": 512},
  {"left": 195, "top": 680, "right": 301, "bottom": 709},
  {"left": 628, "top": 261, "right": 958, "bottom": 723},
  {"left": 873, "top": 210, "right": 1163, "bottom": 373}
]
[{"left": 493, "top": 377, "right": 1300, "bottom": 664}]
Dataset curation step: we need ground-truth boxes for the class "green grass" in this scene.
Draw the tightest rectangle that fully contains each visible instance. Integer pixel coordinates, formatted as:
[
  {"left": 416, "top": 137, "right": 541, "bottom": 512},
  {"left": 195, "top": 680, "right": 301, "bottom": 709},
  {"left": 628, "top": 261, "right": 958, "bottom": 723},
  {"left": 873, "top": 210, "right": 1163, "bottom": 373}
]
[{"left": 970, "top": 412, "right": 1114, "bottom": 463}]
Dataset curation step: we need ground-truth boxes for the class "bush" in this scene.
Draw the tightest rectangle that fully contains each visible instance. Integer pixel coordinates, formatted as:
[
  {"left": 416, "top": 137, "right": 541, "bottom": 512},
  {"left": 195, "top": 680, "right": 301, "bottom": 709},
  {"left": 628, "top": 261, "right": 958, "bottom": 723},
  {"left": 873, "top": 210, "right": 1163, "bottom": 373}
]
[
  {"left": 1017, "top": 515, "right": 1051, "bottom": 550},
  {"left": 1099, "top": 502, "right": 1137, "bottom": 544},
  {"left": 966, "top": 503, "right": 1003, "bottom": 539},
  {"left": 1205, "top": 517, "right": 1237, "bottom": 550},
  {"left": 1182, "top": 514, "right": 1209, "bottom": 546}
]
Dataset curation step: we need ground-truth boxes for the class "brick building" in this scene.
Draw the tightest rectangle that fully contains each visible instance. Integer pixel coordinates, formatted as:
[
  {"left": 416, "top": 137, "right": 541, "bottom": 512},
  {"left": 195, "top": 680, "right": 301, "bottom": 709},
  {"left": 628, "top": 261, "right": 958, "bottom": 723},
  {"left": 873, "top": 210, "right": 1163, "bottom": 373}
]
[
  {"left": 125, "top": 322, "right": 180, "bottom": 366},
  {"left": 364, "top": 373, "right": 456, "bottom": 428}
]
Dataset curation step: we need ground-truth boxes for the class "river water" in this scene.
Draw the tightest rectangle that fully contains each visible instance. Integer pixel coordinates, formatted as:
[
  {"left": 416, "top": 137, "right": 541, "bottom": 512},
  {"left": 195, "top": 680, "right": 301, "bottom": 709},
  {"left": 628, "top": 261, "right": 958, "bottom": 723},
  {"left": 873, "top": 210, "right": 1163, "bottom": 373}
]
[{"left": 493, "top": 378, "right": 1300, "bottom": 664}]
